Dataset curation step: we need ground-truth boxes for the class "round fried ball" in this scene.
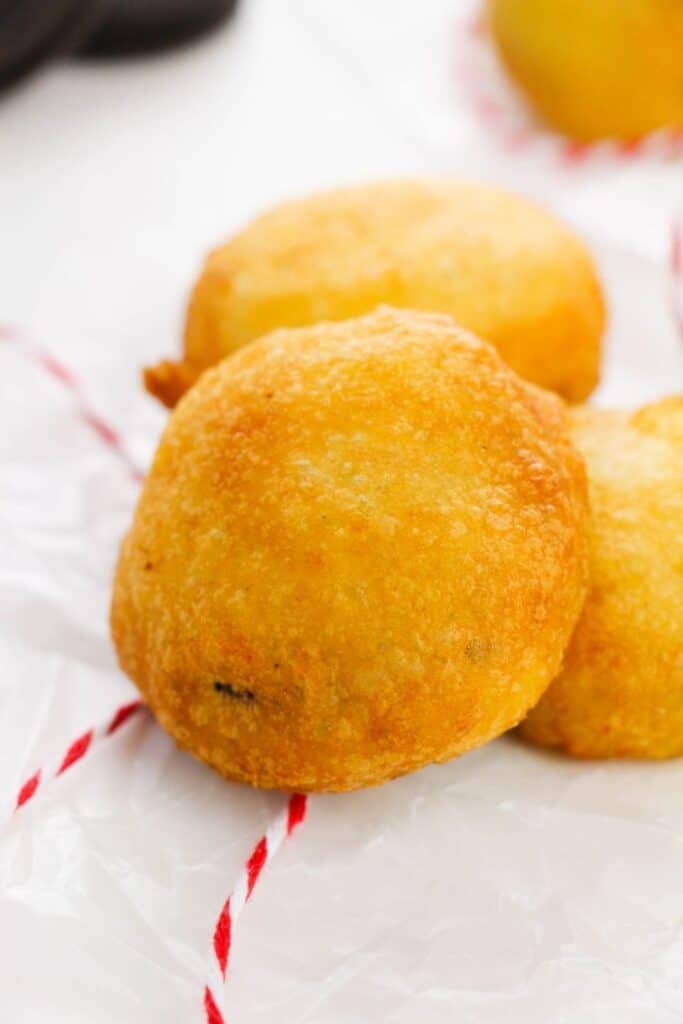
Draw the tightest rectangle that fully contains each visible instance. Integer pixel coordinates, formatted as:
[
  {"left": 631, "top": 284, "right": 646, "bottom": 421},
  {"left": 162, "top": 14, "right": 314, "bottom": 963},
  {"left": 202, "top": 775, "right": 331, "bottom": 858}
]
[
  {"left": 115, "top": 308, "right": 589, "bottom": 791},
  {"left": 520, "top": 398, "right": 683, "bottom": 758},
  {"left": 488, "top": 0, "right": 683, "bottom": 142},
  {"left": 145, "top": 179, "right": 604, "bottom": 408}
]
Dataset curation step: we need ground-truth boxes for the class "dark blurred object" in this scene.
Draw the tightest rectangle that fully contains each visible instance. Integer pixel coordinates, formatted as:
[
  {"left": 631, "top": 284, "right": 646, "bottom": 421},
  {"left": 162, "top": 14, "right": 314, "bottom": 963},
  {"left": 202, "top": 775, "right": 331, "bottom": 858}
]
[
  {"left": 0, "top": 0, "right": 239, "bottom": 93},
  {"left": 79, "top": 0, "right": 239, "bottom": 57},
  {"left": 0, "top": 0, "right": 102, "bottom": 92}
]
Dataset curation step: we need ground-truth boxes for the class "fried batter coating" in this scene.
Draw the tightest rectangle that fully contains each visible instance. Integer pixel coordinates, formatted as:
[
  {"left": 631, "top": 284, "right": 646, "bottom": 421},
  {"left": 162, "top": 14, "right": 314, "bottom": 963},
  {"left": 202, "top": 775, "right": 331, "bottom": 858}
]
[
  {"left": 145, "top": 180, "right": 604, "bottom": 408},
  {"left": 115, "top": 308, "right": 589, "bottom": 791},
  {"left": 520, "top": 398, "right": 683, "bottom": 758},
  {"left": 489, "top": 0, "right": 683, "bottom": 142}
]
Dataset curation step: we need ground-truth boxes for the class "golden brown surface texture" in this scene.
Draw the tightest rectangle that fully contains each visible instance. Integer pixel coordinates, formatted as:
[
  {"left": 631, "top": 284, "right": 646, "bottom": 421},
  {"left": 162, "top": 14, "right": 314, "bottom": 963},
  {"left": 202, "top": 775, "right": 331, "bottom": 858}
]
[
  {"left": 489, "top": 0, "right": 683, "bottom": 142},
  {"left": 116, "top": 308, "right": 590, "bottom": 791},
  {"left": 520, "top": 398, "right": 683, "bottom": 758},
  {"left": 145, "top": 179, "right": 604, "bottom": 407}
]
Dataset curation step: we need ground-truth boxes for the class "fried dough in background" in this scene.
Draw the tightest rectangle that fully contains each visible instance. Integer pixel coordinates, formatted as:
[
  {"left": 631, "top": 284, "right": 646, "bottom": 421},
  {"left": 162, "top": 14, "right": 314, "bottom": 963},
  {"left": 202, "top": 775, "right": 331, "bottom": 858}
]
[
  {"left": 520, "top": 398, "right": 683, "bottom": 758},
  {"left": 488, "top": 0, "right": 683, "bottom": 142},
  {"left": 145, "top": 180, "right": 605, "bottom": 408}
]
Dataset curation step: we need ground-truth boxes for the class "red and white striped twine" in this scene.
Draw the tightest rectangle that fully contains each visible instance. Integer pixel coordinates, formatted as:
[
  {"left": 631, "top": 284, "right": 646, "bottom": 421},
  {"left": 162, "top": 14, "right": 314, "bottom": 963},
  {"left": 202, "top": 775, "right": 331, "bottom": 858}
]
[
  {"left": 3, "top": 322, "right": 310, "bottom": 1021},
  {"left": 2, "top": 329, "right": 145, "bottom": 815},
  {"left": 10, "top": 691, "right": 307, "bottom": 1024},
  {"left": 0, "top": 322, "right": 145, "bottom": 483},
  {"left": 10, "top": 699, "right": 144, "bottom": 818},
  {"left": 203, "top": 792, "right": 308, "bottom": 1024},
  {"left": 456, "top": 11, "right": 683, "bottom": 167},
  {"left": 7, "top": 685, "right": 307, "bottom": 1023}
]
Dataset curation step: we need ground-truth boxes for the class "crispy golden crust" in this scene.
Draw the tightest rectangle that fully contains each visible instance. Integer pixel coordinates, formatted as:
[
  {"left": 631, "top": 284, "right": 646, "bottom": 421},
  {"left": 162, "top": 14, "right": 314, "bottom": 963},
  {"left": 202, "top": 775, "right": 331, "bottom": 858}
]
[
  {"left": 520, "top": 398, "right": 683, "bottom": 759},
  {"left": 145, "top": 179, "right": 604, "bottom": 407},
  {"left": 489, "top": 0, "right": 683, "bottom": 142},
  {"left": 143, "top": 360, "right": 201, "bottom": 410},
  {"left": 117, "top": 308, "right": 589, "bottom": 791}
]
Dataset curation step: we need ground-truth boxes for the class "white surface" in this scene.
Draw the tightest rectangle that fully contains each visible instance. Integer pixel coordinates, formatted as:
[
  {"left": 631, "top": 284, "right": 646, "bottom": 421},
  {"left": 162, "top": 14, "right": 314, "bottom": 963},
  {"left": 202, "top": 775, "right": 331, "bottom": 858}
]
[{"left": 0, "top": 2, "right": 682, "bottom": 1022}]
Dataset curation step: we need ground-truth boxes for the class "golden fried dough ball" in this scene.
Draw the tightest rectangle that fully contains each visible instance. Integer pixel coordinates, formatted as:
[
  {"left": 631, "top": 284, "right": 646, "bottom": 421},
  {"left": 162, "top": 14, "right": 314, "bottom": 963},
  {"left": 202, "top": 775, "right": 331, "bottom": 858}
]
[
  {"left": 520, "top": 398, "right": 683, "bottom": 758},
  {"left": 145, "top": 180, "right": 604, "bottom": 408},
  {"left": 115, "top": 308, "right": 589, "bottom": 791},
  {"left": 488, "top": 0, "right": 683, "bottom": 142}
]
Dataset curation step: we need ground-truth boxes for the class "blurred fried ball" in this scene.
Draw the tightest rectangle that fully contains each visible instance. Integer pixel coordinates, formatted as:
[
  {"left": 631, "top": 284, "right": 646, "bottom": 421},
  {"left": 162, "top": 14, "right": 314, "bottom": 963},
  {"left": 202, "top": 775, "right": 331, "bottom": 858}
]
[
  {"left": 520, "top": 398, "right": 683, "bottom": 758},
  {"left": 114, "top": 308, "right": 589, "bottom": 791},
  {"left": 145, "top": 180, "right": 604, "bottom": 408},
  {"left": 488, "top": 0, "right": 683, "bottom": 142}
]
